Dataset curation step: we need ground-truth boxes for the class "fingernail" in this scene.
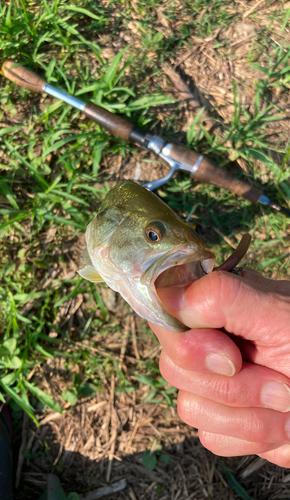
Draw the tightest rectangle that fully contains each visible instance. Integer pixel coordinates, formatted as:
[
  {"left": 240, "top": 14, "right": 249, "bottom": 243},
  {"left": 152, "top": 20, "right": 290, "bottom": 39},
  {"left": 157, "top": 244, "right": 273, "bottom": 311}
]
[
  {"left": 261, "top": 382, "right": 290, "bottom": 412},
  {"left": 206, "top": 353, "right": 235, "bottom": 376}
]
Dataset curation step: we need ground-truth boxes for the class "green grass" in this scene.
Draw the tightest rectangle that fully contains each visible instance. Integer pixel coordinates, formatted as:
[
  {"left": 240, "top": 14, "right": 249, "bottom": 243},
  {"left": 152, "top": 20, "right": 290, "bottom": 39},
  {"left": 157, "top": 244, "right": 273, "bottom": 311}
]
[{"left": 0, "top": 0, "right": 290, "bottom": 430}]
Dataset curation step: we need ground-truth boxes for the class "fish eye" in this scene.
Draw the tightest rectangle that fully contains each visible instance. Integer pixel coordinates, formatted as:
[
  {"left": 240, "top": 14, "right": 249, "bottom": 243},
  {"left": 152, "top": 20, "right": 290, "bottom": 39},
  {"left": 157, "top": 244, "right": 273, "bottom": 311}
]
[{"left": 145, "top": 221, "right": 165, "bottom": 243}]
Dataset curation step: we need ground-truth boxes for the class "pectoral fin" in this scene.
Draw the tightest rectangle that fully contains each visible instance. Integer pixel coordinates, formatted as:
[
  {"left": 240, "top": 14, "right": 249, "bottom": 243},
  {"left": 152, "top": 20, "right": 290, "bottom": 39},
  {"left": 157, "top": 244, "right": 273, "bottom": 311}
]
[
  {"left": 81, "top": 246, "right": 93, "bottom": 266},
  {"left": 78, "top": 265, "right": 104, "bottom": 283}
]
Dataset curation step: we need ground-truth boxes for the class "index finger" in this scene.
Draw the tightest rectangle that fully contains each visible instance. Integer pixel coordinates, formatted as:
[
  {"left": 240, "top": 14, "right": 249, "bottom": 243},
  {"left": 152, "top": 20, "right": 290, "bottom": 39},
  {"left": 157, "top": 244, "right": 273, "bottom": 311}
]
[{"left": 150, "top": 322, "right": 242, "bottom": 376}]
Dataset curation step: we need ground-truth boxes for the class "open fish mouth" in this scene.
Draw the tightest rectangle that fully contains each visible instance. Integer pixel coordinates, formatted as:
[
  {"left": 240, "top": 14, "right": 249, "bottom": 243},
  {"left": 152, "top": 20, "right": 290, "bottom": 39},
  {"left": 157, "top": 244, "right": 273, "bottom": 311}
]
[
  {"left": 155, "top": 258, "right": 214, "bottom": 289},
  {"left": 142, "top": 246, "right": 215, "bottom": 291}
]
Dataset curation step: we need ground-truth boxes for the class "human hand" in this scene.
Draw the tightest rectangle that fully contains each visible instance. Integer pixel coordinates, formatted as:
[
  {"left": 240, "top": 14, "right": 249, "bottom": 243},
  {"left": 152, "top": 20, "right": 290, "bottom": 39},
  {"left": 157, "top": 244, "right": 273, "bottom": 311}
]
[{"left": 150, "top": 269, "right": 290, "bottom": 467}]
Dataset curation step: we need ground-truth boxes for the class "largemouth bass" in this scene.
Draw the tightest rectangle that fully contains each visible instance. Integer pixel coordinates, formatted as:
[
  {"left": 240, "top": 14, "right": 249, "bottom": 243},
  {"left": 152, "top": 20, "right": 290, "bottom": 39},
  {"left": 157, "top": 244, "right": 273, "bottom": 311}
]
[{"left": 78, "top": 180, "right": 215, "bottom": 331}]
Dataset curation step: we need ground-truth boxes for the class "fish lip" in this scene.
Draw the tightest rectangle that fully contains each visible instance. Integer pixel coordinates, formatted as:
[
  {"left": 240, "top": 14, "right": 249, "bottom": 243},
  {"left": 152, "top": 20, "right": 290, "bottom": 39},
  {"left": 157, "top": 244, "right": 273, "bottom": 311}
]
[{"left": 141, "top": 245, "right": 215, "bottom": 289}]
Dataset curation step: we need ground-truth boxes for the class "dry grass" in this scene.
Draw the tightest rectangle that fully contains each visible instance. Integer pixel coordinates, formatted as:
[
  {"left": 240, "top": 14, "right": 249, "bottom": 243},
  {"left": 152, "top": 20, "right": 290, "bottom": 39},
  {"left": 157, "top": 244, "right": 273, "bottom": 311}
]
[{"left": 17, "top": 356, "right": 290, "bottom": 500}]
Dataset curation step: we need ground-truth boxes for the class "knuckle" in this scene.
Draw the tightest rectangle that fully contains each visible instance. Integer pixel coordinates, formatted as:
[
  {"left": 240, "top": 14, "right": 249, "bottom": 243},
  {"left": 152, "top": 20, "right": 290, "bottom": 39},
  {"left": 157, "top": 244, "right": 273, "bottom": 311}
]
[
  {"left": 199, "top": 431, "right": 220, "bottom": 453},
  {"left": 279, "top": 446, "right": 290, "bottom": 468},
  {"left": 177, "top": 392, "right": 199, "bottom": 425},
  {"left": 243, "top": 410, "right": 266, "bottom": 442},
  {"left": 211, "top": 378, "right": 236, "bottom": 406},
  {"left": 210, "top": 378, "right": 248, "bottom": 407},
  {"left": 195, "top": 271, "right": 244, "bottom": 325},
  {"left": 217, "top": 271, "right": 245, "bottom": 313}
]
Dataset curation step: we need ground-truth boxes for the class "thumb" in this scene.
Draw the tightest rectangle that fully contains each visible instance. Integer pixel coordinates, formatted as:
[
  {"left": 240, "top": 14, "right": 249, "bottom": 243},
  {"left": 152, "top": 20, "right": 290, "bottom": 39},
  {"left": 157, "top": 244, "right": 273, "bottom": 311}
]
[{"left": 157, "top": 271, "right": 290, "bottom": 343}]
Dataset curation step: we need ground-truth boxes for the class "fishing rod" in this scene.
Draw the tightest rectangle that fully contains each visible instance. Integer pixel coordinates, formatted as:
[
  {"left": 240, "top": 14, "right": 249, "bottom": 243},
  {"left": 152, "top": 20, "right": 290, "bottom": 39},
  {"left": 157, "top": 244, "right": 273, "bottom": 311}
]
[{"left": 2, "top": 60, "right": 290, "bottom": 217}]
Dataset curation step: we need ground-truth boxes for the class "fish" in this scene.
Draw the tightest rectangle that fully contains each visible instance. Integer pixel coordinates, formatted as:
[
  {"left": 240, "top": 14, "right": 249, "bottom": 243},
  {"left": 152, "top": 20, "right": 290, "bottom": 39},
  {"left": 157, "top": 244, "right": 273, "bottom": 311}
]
[{"left": 78, "top": 180, "right": 215, "bottom": 332}]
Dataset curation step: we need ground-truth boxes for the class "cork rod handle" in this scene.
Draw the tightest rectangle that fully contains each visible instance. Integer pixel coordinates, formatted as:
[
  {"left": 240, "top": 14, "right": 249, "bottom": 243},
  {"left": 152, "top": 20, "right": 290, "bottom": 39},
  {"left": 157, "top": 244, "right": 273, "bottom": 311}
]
[
  {"left": 2, "top": 61, "right": 46, "bottom": 93},
  {"left": 2, "top": 60, "right": 135, "bottom": 140},
  {"left": 169, "top": 144, "right": 262, "bottom": 204}
]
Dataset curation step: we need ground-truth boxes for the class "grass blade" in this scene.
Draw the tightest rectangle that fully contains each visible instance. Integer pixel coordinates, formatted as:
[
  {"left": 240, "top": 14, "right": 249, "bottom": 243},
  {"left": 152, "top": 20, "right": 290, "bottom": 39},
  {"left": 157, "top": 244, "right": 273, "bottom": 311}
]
[
  {"left": 104, "top": 48, "right": 127, "bottom": 88},
  {"left": 24, "top": 380, "right": 62, "bottom": 413},
  {"left": 44, "top": 133, "right": 91, "bottom": 156},
  {"left": 59, "top": 5, "right": 100, "bottom": 20},
  {"left": 126, "top": 95, "right": 175, "bottom": 111},
  {"left": 0, "top": 212, "right": 33, "bottom": 231},
  {"left": 220, "top": 461, "right": 256, "bottom": 500},
  {"left": 42, "top": 213, "right": 86, "bottom": 230},
  {"left": 0, "top": 379, "right": 37, "bottom": 424},
  {"left": 5, "top": 141, "right": 49, "bottom": 190}
]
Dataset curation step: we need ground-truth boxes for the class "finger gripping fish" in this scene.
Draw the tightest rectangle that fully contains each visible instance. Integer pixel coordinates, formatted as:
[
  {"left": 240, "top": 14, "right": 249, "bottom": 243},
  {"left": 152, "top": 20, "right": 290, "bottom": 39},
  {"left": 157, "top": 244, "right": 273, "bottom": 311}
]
[{"left": 78, "top": 180, "right": 216, "bottom": 332}]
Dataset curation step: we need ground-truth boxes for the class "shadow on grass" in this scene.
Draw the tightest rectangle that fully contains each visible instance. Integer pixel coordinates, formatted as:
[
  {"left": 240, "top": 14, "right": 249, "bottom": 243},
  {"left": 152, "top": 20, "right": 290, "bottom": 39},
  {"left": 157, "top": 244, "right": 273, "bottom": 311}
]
[
  {"left": 15, "top": 431, "right": 261, "bottom": 500},
  {"left": 11, "top": 401, "right": 286, "bottom": 500}
]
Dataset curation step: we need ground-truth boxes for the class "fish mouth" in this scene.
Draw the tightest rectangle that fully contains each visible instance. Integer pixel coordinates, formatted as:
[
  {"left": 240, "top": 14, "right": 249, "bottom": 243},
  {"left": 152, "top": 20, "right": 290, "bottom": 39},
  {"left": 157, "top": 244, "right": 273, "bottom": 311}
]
[
  {"left": 155, "top": 257, "right": 214, "bottom": 289},
  {"left": 142, "top": 246, "right": 215, "bottom": 291}
]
